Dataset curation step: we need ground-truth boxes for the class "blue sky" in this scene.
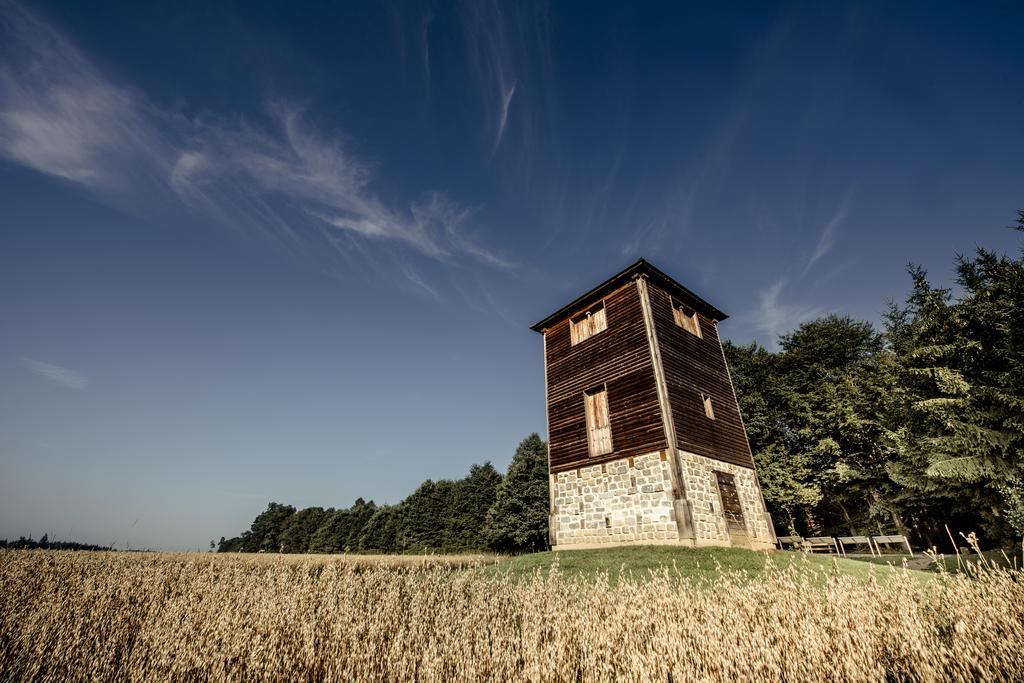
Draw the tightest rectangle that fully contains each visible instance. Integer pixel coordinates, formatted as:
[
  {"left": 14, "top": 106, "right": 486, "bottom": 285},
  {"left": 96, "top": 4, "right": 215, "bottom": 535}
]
[{"left": 1, "top": 0, "right": 1021, "bottom": 550}]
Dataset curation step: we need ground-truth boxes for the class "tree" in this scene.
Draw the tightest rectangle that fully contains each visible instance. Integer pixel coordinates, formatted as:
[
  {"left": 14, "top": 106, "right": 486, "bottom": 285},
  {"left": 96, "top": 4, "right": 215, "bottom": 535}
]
[
  {"left": 485, "top": 434, "right": 550, "bottom": 553},
  {"left": 399, "top": 479, "right": 455, "bottom": 551},
  {"left": 278, "top": 507, "right": 327, "bottom": 553},
  {"left": 308, "top": 499, "right": 377, "bottom": 554},
  {"left": 445, "top": 463, "right": 503, "bottom": 551},
  {"left": 244, "top": 502, "right": 296, "bottom": 552},
  {"left": 885, "top": 217, "right": 1024, "bottom": 542},
  {"left": 355, "top": 505, "right": 402, "bottom": 553},
  {"left": 724, "top": 341, "right": 820, "bottom": 533},
  {"left": 725, "top": 318, "right": 898, "bottom": 537}
]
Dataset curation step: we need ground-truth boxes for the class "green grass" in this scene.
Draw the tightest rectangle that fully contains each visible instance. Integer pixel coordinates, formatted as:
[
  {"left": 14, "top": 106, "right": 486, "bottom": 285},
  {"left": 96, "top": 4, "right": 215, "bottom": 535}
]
[
  {"left": 485, "top": 544, "right": 928, "bottom": 585},
  {"left": 932, "top": 548, "right": 1022, "bottom": 573},
  {"left": 839, "top": 553, "right": 927, "bottom": 568},
  {"left": 836, "top": 547, "right": 1024, "bottom": 574}
]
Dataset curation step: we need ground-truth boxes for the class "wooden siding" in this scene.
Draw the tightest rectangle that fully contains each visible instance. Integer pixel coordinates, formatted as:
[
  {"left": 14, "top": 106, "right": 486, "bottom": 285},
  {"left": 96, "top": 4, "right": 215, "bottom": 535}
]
[
  {"left": 647, "top": 281, "right": 756, "bottom": 469},
  {"left": 544, "top": 281, "right": 667, "bottom": 472}
]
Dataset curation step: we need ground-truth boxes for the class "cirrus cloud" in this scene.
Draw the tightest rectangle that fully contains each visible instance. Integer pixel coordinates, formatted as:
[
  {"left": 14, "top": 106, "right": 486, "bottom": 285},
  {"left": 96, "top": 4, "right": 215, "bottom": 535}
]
[
  {"left": 0, "top": 0, "right": 511, "bottom": 279},
  {"left": 20, "top": 357, "right": 89, "bottom": 389}
]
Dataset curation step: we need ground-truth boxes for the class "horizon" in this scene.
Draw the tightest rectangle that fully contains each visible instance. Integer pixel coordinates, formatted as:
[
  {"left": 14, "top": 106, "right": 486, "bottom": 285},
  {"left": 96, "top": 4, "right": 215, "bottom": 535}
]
[{"left": 2, "top": 0, "right": 1022, "bottom": 550}]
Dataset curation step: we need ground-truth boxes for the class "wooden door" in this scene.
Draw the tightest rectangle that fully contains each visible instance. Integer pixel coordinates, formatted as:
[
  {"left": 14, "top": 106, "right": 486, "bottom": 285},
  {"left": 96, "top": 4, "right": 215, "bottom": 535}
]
[{"left": 714, "top": 472, "right": 746, "bottom": 533}]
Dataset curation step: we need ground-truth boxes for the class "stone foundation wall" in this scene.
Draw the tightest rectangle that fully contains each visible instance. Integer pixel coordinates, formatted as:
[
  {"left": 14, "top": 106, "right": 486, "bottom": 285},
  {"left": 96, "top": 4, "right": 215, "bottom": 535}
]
[
  {"left": 676, "top": 450, "right": 772, "bottom": 545},
  {"left": 551, "top": 451, "right": 677, "bottom": 546},
  {"left": 549, "top": 449, "right": 774, "bottom": 549}
]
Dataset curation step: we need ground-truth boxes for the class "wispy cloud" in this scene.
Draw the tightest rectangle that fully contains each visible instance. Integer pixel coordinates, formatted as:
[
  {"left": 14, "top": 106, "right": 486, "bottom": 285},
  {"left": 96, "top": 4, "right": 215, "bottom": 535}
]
[
  {"left": 803, "top": 190, "right": 853, "bottom": 276},
  {"left": 747, "top": 280, "right": 824, "bottom": 348},
  {"left": 459, "top": 1, "right": 518, "bottom": 158},
  {"left": 398, "top": 262, "right": 445, "bottom": 303},
  {"left": 0, "top": 1, "right": 509, "bottom": 280},
  {"left": 492, "top": 81, "right": 516, "bottom": 156},
  {"left": 625, "top": 14, "right": 796, "bottom": 255},
  {"left": 20, "top": 357, "right": 89, "bottom": 389},
  {"left": 0, "top": 0, "right": 172, "bottom": 190}
]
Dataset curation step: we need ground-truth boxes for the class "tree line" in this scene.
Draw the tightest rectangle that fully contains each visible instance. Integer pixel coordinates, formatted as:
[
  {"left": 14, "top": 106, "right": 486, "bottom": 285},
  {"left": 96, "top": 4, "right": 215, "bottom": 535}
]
[
  {"left": 1, "top": 535, "right": 112, "bottom": 551},
  {"left": 218, "top": 434, "right": 550, "bottom": 554},
  {"left": 221, "top": 213, "right": 1022, "bottom": 554},
  {"left": 726, "top": 212, "right": 1023, "bottom": 548}
]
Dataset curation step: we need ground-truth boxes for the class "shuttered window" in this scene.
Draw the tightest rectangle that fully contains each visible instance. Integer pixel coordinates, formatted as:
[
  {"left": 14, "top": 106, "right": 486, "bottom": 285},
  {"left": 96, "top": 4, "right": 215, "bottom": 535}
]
[
  {"left": 672, "top": 299, "right": 702, "bottom": 337},
  {"left": 584, "top": 386, "right": 612, "bottom": 456},
  {"left": 570, "top": 302, "right": 607, "bottom": 345},
  {"left": 701, "top": 392, "right": 716, "bottom": 420}
]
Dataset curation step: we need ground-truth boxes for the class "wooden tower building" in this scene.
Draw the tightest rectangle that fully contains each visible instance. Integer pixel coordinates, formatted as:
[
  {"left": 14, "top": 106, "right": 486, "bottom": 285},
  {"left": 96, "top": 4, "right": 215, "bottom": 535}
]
[{"left": 531, "top": 259, "right": 776, "bottom": 550}]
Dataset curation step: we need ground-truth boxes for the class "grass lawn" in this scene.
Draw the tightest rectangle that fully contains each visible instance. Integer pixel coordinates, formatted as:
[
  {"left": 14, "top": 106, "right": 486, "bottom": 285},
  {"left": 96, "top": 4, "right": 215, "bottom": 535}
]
[
  {"left": 931, "top": 547, "right": 1022, "bottom": 573},
  {"left": 837, "top": 547, "right": 1023, "bottom": 574},
  {"left": 487, "top": 544, "right": 929, "bottom": 585}
]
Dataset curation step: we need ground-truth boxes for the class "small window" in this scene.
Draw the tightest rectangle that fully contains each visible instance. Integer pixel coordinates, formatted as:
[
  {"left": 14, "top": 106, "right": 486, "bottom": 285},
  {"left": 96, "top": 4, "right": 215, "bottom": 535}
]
[
  {"left": 570, "top": 302, "right": 607, "bottom": 345},
  {"left": 701, "top": 392, "right": 716, "bottom": 420},
  {"left": 673, "top": 299, "right": 702, "bottom": 337},
  {"left": 584, "top": 386, "right": 613, "bottom": 456}
]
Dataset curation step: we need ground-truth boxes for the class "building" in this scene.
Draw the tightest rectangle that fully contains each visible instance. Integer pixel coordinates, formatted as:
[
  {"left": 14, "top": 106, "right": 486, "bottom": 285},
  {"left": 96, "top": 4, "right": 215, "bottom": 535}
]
[{"left": 531, "top": 259, "right": 776, "bottom": 550}]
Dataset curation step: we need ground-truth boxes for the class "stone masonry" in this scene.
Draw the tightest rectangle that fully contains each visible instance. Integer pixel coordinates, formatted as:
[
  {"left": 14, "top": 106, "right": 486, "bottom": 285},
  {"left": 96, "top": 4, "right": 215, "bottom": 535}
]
[
  {"left": 551, "top": 451, "right": 677, "bottom": 547},
  {"left": 550, "top": 449, "right": 773, "bottom": 550},
  {"left": 676, "top": 449, "right": 773, "bottom": 549}
]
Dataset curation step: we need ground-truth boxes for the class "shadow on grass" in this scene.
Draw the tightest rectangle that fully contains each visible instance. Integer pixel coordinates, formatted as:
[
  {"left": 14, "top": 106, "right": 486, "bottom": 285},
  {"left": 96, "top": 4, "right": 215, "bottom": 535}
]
[{"left": 479, "top": 544, "right": 932, "bottom": 586}]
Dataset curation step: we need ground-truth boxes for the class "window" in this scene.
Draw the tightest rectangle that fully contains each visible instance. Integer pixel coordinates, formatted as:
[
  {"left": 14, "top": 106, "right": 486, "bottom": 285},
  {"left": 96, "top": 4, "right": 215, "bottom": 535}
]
[
  {"left": 701, "top": 392, "right": 716, "bottom": 420},
  {"left": 672, "top": 299, "right": 702, "bottom": 337},
  {"left": 570, "top": 302, "right": 607, "bottom": 345},
  {"left": 584, "top": 386, "right": 613, "bottom": 456}
]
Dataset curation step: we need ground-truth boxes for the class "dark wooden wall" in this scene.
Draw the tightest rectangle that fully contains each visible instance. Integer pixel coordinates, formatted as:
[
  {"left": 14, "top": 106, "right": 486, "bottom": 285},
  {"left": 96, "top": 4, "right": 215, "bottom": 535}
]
[
  {"left": 544, "top": 281, "right": 666, "bottom": 473},
  {"left": 647, "top": 282, "right": 755, "bottom": 468}
]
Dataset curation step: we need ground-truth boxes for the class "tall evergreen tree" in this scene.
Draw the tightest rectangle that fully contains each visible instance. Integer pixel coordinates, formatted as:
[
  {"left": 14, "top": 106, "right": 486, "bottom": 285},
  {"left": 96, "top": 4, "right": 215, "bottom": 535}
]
[
  {"left": 885, "top": 217, "right": 1024, "bottom": 540},
  {"left": 399, "top": 479, "right": 456, "bottom": 551},
  {"left": 445, "top": 463, "right": 503, "bottom": 551},
  {"left": 485, "top": 434, "right": 550, "bottom": 553}
]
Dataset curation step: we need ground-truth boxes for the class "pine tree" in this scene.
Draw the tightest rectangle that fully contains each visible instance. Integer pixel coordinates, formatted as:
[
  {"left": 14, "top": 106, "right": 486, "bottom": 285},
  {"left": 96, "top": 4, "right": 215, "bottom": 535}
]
[
  {"left": 485, "top": 434, "right": 550, "bottom": 553},
  {"left": 886, "top": 218, "right": 1024, "bottom": 540},
  {"left": 445, "top": 463, "right": 502, "bottom": 551}
]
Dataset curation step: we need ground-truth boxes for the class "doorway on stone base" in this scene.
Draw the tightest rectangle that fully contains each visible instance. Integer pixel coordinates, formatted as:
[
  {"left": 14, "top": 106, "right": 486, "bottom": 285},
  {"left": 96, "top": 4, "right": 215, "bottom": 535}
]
[{"left": 713, "top": 471, "right": 750, "bottom": 546}]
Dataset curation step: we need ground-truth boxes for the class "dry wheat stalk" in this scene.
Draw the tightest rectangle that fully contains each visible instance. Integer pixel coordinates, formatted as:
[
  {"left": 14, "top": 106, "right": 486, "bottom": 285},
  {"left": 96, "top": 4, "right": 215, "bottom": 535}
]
[{"left": 2, "top": 550, "right": 1022, "bottom": 682}]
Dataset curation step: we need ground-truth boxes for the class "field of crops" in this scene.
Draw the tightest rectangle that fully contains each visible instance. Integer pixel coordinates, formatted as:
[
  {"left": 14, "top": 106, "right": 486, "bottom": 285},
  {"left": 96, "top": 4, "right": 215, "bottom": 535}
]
[{"left": 2, "top": 549, "right": 1022, "bottom": 682}]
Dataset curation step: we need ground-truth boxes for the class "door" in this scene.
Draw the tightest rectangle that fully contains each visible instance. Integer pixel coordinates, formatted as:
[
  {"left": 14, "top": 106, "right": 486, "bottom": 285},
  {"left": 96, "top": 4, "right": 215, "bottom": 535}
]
[{"left": 714, "top": 471, "right": 747, "bottom": 535}]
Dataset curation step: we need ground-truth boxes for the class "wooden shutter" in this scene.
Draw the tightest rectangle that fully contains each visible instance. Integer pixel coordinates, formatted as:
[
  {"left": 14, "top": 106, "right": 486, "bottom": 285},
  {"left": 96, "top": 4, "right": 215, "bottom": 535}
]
[
  {"left": 590, "top": 304, "right": 607, "bottom": 336},
  {"left": 585, "top": 388, "right": 612, "bottom": 456},
  {"left": 702, "top": 393, "right": 715, "bottom": 420},
  {"left": 673, "top": 301, "right": 702, "bottom": 337},
  {"left": 570, "top": 303, "right": 607, "bottom": 345}
]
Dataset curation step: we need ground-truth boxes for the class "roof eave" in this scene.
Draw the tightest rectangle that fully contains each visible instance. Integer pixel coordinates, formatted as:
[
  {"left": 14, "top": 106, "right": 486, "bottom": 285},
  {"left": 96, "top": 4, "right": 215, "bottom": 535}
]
[{"left": 529, "top": 258, "right": 727, "bottom": 333}]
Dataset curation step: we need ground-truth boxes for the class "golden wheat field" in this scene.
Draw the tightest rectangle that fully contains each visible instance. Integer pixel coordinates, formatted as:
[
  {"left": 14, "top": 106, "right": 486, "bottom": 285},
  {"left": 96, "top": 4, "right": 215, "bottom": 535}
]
[{"left": 2, "top": 550, "right": 1023, "bottom": 682}]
